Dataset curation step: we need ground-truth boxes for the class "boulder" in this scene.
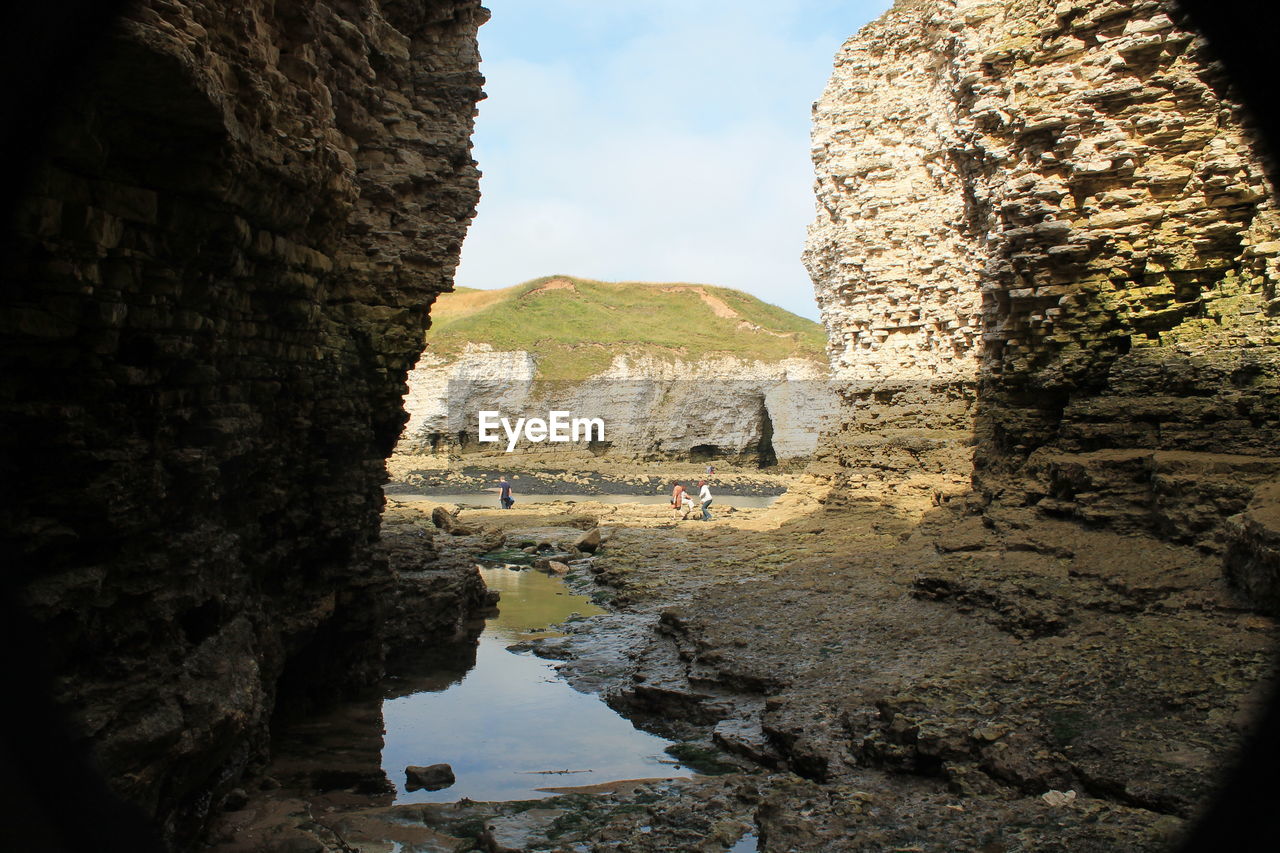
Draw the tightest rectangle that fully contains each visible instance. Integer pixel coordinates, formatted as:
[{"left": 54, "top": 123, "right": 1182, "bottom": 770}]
[
  {"left": 430, "top": 506, "right": 474, "bottom": 535},
  {"left": 220, "top": 788, "right": 249, "bottom": 811},
  {"left": 430, "top": 506, "right": 455, "bottom": 531},
  {"left": 405, "top": 763, "right": 455, "bottom": 792},
  {"left": 574, "top": 527, "right": 603, "bottom": 553}
]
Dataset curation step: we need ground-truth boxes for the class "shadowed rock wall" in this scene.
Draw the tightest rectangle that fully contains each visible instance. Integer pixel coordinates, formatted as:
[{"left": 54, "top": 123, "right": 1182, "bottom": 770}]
[
  {"left": 806, "top": 0, "right": 1279, "bottom": 588},
  {"left": 1, "top": 0, "right": 485, "bottom": 843}
]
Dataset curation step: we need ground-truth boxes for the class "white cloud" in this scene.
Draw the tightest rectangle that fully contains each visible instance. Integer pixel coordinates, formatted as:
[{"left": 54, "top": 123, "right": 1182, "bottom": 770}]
[{"left": 453, "top": 0, "right": 892, "bottom": 320}]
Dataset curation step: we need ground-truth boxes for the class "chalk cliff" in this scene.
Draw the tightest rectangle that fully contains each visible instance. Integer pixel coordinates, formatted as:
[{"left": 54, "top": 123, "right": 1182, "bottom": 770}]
[
  {"left": 805, "top": 0, "right": 1280, "bottom": 596},
  {"left": 399, "top": 345, "right": 835, "bottom": 463},
  {"left": 395, "top": 278, "right": 838, "bottom": 465},
  {"left": 1, "top": 0, "right": 485, "bottom": 843}
]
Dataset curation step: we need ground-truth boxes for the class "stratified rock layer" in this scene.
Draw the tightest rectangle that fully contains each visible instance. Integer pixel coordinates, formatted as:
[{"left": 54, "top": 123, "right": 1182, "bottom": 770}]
[
  {"left": 398, "top": 345, "right": 837, "bottom": 463},
  {"left": 393, "top": 276, "right": 837, "bottom": 465},
  {"left": 805, "top": 0, "right": 1279, "bottom": 583},
  {"left": 1, "top": 0, "right": 484, "bottom": 843}
]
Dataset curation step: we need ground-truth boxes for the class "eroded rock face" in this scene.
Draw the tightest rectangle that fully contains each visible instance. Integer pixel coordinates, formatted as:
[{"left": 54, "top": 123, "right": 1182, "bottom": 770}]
[
  {"left": 1, "top": 0, "right": 485, "bottom": 843},
  {"left": 806, "top": 0, "right": 1279, "bottom": 566},
  {"left": 1225, "top": 482, "right": 1280, "bottom": 612},
  {"left": 397, "top": 345, "right": 838, "bottom": 463}
]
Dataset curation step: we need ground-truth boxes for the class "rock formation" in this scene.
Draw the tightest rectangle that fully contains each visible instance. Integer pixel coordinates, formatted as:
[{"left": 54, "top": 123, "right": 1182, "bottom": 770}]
[
  {"left": 0, "top": 0, "right": 486, "bottom": 844},
  {"left": 805, "top": 0, "right": 1279, "bottom": 599},
  {"left": 394, "top": 278, "right": 839, "bottom": 465},
  {"left": 5, "top": 0, "right": 1279, "bottom": 848},
  {"left": 399, "top": 345, "right": 835, "bottom": 463}
]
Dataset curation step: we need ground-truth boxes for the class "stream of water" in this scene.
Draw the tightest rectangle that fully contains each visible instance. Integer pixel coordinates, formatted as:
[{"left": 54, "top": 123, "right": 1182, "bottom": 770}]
[{"left": 380, "top": 566, "right": 693, "bottom": 803}]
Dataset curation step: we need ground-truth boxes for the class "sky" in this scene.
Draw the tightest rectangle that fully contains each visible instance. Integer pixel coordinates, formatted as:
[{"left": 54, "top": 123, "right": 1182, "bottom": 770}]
[{"left": 452, "top": 0, "right": 894, "bottom": 321}]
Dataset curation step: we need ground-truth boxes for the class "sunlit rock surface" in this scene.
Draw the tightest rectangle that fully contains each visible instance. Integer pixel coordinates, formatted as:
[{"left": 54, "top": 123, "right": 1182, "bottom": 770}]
[
  {"left": 398, "top": 345, "right": 837, "bottom": 463},
  {"left": 805, "top": 0, "right": 1279, "bottom": 575}
]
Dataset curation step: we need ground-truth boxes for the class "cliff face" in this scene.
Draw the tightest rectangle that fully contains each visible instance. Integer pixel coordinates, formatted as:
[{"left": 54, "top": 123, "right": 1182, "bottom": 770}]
[
  {"left": 1, "top": 0, "right": 484, "bottom": 842},
  {"left": 393, "top": 277, "right": 837, "bottom": 466},
  {"left": 806, "top": 0, "right": 1279, "bottom": 579},
  {"left": 398, "top": 345, "right": 836, "bottom": 463}
]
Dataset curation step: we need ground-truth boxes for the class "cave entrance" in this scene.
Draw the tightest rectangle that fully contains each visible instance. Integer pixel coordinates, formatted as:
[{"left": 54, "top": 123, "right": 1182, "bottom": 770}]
[{"left": 688, "top": 444, "right": 720, "bottom": 461}]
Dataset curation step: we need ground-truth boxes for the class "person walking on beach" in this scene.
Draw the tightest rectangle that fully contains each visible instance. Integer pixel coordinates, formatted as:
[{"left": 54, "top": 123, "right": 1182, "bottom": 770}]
[
  {"left": 498, "top": 476, "right": 514, "bottom": 509},
  {"left": 698, "top": 480, "right": 713, "bottom": 521},
  {"left": 671, "top": 481, "right": 687, "bottom": 521}
]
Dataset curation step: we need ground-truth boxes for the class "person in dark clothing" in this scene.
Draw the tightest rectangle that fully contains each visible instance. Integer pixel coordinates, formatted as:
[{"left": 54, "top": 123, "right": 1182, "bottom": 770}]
[{"left": 498, "top": 476, "right": 514, "bottom": 509}]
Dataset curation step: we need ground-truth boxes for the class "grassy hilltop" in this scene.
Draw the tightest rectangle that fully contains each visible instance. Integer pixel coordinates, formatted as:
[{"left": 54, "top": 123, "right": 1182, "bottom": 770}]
[{"left": 426, "top": 275, "right": 828, "bottom": 380}]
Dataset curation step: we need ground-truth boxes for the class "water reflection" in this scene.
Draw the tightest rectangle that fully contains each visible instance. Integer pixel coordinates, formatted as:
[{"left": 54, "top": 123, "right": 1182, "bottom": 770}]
[
  {"left": 479, "top": 566, "right": 603, "bottom": 640},
  {"left": 380, "top": 567, "right": 693, "bottom": 803}
]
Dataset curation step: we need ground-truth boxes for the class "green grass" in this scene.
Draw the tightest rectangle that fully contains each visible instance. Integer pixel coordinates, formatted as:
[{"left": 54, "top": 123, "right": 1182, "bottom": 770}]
[{"left": 426, "top": 275, "right": 827, "bottom": 380}]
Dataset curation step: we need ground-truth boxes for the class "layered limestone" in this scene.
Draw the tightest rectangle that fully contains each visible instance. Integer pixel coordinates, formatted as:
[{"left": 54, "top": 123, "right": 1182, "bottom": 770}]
[
  {"left": 1, "top": 0, "right": 485, "bottom": 844},
  {"left": 806, "top": 0, "right": 1280, "bottom": 574},
  {"left": 397, "top": 345, "right": 838, "bottom": 463},
  {"left": 1224, "top": 482, "right": 1280, "bottom": 613}
]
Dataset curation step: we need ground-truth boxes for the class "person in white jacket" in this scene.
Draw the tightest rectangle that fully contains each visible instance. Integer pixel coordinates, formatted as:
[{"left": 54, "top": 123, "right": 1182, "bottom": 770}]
[{"left": 698, "top": 480, "right": 713, "bottom": 521}]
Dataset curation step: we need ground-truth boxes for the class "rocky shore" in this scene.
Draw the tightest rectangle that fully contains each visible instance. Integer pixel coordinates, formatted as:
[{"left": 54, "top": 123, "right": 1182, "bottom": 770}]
[
  {"left": 206, "top": 482, "right": 1275, "bottom": 851},
  {"left": 385, "top": 457, "right": 797, "bottom": 498}
]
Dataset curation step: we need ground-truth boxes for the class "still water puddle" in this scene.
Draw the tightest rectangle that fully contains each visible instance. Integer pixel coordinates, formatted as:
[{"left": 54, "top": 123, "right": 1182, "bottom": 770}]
[{"left": 381, "top": 566, "right": 692, "bottom": 803}]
